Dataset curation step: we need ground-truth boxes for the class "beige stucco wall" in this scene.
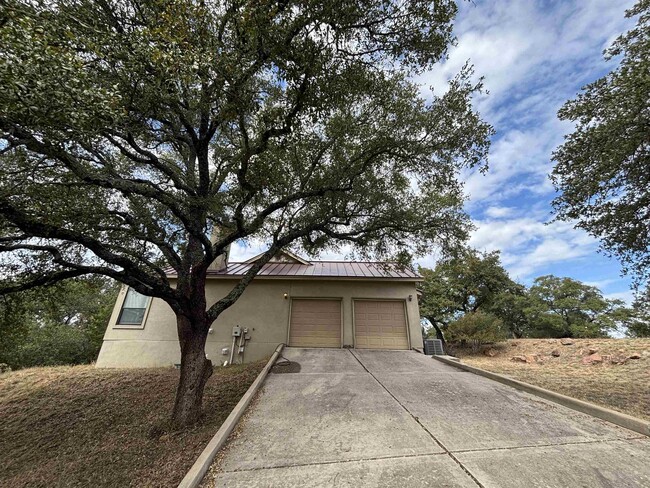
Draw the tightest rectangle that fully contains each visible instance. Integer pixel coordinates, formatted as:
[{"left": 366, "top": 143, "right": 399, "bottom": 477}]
[{"left": 96, "top": 278, "right": 423, "bottom": 368}]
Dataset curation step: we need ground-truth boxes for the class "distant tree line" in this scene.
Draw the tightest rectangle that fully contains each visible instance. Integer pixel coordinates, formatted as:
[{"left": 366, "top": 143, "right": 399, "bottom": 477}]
[
  {"left": 0, "top": 276, "right": 119, "bottom": 371},
  {"left": 419, "top": 249, "right": 650, "bottom": 349}
]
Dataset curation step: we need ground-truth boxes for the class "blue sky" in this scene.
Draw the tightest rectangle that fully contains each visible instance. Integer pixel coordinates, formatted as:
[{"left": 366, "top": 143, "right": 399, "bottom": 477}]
[
  {"left": 416, "top": 0, "right": 637, "bottom": 304},
  {"left": 232, "top": 0, "right": 637, "bottom": 303}
]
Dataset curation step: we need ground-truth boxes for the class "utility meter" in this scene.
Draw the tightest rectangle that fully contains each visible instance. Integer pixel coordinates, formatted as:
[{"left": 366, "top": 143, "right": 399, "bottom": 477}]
[{"left": 232, "top": 325, "right": 242, "bottom": 337}]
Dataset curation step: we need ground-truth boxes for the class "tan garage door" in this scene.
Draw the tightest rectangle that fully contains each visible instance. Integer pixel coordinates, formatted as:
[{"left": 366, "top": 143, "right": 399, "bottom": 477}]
[
  {"left": 354, "top": 300, "right": 409, "bottom": 350},
  {"left": 289, "top": 299, "right": 341, "bottom": 348}
]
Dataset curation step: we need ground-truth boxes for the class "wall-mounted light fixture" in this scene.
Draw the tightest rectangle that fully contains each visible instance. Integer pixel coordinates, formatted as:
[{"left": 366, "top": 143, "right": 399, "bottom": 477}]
[
  {"left": 283, "top": 293, "right": 288, "bottom": 299},
  {"left": 408, "top": 295, "right": 413, "bottom": 302}
]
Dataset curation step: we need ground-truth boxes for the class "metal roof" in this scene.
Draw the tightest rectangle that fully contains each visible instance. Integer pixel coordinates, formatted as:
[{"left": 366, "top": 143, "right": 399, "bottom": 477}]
[{"left": 168, "top": 261, "right": 421, "bottom": 280}]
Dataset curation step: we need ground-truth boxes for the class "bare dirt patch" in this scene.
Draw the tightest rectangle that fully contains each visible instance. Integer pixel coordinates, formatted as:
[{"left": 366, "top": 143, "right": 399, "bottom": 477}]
[
  {"left": 456, "top": 338, "right": 650, "bottom": 421},
  {"left": 0, "top": 360, "right": 266, "bottom": 488}
]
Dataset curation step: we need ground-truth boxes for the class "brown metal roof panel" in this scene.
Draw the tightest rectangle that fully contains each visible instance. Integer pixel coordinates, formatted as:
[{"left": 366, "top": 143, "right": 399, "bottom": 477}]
[
  {"left": 366, "top": 263, "right": 381, "bottom": 277},
  {"left": 276, "top": 263, "right": 293, "bottom": 275},
  {"left": 264, "top": 263, "right": 280, "bottom": 275},
  {"left": 355, "top": 262, "right": 370, "bottom": 277},
  {"left": 366, "top": 263, "right": 380, "bottom": 277},
  {"left": 386, "top": 265, "right": 403, "bottom": 278},
  {"left": 265, "top": 263, "right": 284, "bottom": 275},
  {"left": 285, "top": 263, "right": 301, "bottom": 276},
  {"left": 235, "top": 263, "right": 249, "bottom": 275},
  {"left": 348, "top": 262, "right": 362, "bottom": 276},
  {"left": 404, "top": 267, "right": 418, "bottom": 278},
  {"left": 197, "top": 260, "right": 421, "bottom": 279}
]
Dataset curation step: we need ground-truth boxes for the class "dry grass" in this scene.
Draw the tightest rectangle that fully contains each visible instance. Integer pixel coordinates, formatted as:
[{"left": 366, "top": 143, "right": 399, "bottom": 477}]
[
  {"left": 0, "top": 360, "right": 266, "bottom": 488},
  {"left": 456, "top": 338, "right": 650, "bottom": 421}
]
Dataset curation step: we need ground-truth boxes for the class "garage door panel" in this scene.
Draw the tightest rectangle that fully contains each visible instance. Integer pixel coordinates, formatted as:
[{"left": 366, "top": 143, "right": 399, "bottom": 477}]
[
  {"left": 289, "top": 299, "right": 341, "bottom": 348},
  {"left": 354, "top": 300, "right": 409, "bottom": 350}
]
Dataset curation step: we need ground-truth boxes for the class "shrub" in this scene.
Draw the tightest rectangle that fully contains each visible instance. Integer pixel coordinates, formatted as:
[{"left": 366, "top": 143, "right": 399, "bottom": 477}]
[
  {"left": 12, "top": 324, "right": 97, "bottom": 368},
  {"left": 447, "top": 311, "right": 507, "bottom": 352}
]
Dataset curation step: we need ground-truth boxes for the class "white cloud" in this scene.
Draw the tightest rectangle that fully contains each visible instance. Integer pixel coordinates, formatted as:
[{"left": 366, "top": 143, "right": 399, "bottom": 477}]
[
  {"left": 484, "top": 206, "right": 516, "bottom": 218},
  {"left": 583, "top": 278, "right": 619, "bottom": 290},
  {"left": 469, "top": 216, "right": 598, "bottom": 281},
  {"left": 417, "top": 0, "right": 635, "bottom": 207},
  {"left": 412, "top": 0, "right": 637, "bottom": 284},
  {"left": 461, "top": 125, "right": 555, "bottom": 204},
  {"left": 229, "top": 239, "right": 267, "bottom": 261},
  {"left": 604, "top": 290, "right": 634, "bottom": 306}
]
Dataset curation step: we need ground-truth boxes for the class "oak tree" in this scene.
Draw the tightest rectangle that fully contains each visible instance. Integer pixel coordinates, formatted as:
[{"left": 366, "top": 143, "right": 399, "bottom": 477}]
[
  {"left": 525, "top": 275, "right": 625, "bottom": 338},
  {"left": 0, "top": 0, "right": 492, "bottom": 426},
  {"left": 552, "top": 1, "right": 650, "bottom": 286},
  {"left": 418, "top": 249, "right": 523, "bottom": 342}
]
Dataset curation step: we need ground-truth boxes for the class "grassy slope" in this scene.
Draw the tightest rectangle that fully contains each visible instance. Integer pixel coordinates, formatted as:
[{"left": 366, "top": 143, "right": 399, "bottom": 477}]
[
  {"left": 0, "top": 360, "right": 266, "bottom": 488},
  {"left": 457, "top": 338, "right": 650, "bottom": 421}
]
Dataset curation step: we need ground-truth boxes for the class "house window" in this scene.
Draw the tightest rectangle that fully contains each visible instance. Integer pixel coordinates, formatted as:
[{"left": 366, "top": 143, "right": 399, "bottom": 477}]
[{"left": 117, "top": 288, "right": 149, "bottom": 325}]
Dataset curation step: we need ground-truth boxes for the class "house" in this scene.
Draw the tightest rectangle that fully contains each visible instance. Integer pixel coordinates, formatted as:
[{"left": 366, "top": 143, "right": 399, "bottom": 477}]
[{"left": 96, "top": 250, "right": 424, "bottom": 368}]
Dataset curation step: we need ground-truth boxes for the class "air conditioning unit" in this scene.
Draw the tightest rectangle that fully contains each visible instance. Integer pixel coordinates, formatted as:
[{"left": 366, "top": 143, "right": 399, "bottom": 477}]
[{"left": 423, "top": 339, "right": 445, "bottom": 356}]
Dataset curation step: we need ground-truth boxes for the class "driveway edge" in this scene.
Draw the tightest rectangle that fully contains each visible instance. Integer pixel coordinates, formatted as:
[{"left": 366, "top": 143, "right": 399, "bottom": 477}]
[
  {"left": 178, "top": 344, "right": 285, "bottom": 488},
  {"left": 432, "top": 355, "right": 650, "bottom": 437}
]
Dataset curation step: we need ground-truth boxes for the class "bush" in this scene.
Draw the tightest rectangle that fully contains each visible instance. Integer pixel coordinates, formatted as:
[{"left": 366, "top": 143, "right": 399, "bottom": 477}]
[
  {"left": 11, "top": 324, "right": 98, "bottom": 368},
  {"left": 447, "top": 311, "right": 507, "bottom": 352},
  {"left": 0, "top": 277, "right": 119, "bottom": 369}
]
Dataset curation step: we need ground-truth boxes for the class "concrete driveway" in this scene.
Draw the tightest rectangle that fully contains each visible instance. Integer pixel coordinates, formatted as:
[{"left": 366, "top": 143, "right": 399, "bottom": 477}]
[{"left": 210, "top": 348, "right": 649, "bottom": 487}]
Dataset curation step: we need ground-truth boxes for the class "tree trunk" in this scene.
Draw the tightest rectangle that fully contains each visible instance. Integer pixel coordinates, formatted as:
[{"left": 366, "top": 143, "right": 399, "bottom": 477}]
[
  {"left": 171, "top": 315, "right": 213, "bottom": 428},
  {"left": 430, "top": 321, "right": 447, "bottom": 348}
]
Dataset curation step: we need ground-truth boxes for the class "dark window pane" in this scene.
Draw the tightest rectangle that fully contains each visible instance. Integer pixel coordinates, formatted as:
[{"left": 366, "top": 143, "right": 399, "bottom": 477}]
[{"left": 118, "top": 308, "right": 146, "bottom": 325}]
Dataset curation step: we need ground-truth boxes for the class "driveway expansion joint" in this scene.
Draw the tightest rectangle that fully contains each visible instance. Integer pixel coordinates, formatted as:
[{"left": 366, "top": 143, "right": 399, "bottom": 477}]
[
  {"left": 348, "top": 349, "right": 486, "bottom": 488},
  {"left": 448, "top": 435, "right": 649, "bottom": 455},
  {"left": 220, "top": 452, "right": 448, "bottom": 474}
]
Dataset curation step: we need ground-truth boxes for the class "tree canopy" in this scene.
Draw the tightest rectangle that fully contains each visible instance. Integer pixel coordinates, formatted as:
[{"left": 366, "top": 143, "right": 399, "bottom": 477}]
[
  {"left": 626, "top": 288, "right": 650, "bottom": 337},
  {"left": 418, "top": 250, "right": 644, "bottom": 341},
  {"left": 525, "top": 275, "right": 628, "bottom": 338},
  {"left": 551, "top": 0, "right": 650, "bottom": 286},
  {"left": 0, "top": 0, "right": 492, "bottom": 425},
  {"left": 418, "top": 249, "right": 524, "bottom": 340},
  {"left": 0, "top": 276, "right": 119, "bottom": 369}
]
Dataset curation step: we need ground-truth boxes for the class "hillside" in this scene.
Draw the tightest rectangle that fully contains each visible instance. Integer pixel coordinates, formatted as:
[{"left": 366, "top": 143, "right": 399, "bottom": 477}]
[
  {"left": 0, "top": 361, "right": 265, "bottom": 488},
  {"left": 457, "top": 338, "right": 650, "bottom": 421}
]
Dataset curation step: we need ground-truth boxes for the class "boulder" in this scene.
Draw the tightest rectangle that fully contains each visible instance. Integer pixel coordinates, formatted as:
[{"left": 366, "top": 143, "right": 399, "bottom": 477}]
[
  {"left": 550, "top": 349, "right": 561, "bottom": 357},
  {"left": 581, "top": 353, "right": 603, "bottom": 365},
  {"left": 560, "top": 339, "right": 574, "bottom": 346},
  {"left": 484, "top": 349, "right": 497, "bottom": 357},
  {"left": 588, "top": 348, "right": 598, "bottom": 355},
  {"left": 511, "top": 355, "right": 527, "bottom": 363}
]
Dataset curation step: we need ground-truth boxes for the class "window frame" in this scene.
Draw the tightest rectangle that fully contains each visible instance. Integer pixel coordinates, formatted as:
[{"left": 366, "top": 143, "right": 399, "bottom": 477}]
[{"left": 113, "top": 286, "right": 152, "bottom": 329}]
